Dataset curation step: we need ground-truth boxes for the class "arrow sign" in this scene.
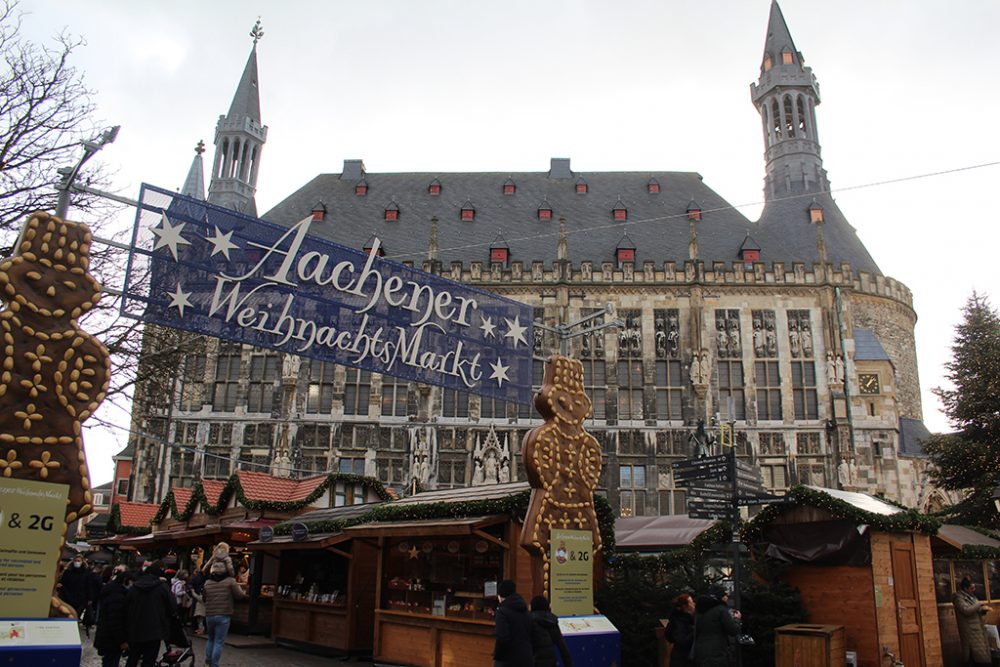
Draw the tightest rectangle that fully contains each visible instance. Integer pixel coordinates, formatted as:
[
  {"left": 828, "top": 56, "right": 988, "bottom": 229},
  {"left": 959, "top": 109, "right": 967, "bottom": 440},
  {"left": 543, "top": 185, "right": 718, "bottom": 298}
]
[
  {"left": 737, "top": 493, "right": 788, "bottom": 506},
  {"left": 674, "top": 469, "right": 730, "bottom": 484},
  {"left": 734, "top": 459, "right": 757, "bottom": 475},
  {"left": 688, "top": 498, "right": 732, "bottom": 508},
  {"left": 672, "top": 454, "right": 729, "bottom": 470},
  {"left": 688, "top": 510, "right": 732, "bottom": 520},
  {"left": 736, "top": 482, "right": 767, "bottom": 496},
  {"left": 687, "top": 487, "right": 732, "bottom": 501},
  {"left": 691, "top": 480, "right": 732, "bottom": 491}
]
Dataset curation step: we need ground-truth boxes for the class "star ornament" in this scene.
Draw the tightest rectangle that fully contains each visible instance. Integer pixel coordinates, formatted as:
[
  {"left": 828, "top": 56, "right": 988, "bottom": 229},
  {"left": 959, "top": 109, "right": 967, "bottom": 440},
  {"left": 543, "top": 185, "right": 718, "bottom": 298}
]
[
  {"left": 408, "top": 545, "right": 420, "bottom": 560},
  {"left": 489, "top": 357, "right": 510, "bottom": 388},
  {"left": 205, "top": 226, "right": 239, "bottom": 260},
  {"left": 503, "top": 316, "right": 528, "bottom": 349},
  {"left": 168, "top": 284, "right": 194, "bottom": 318},
  {"left": 479, "top": 314, "right": 497, "bottom": 339},
  {"left": 151, "top": 212, "right": 191, "bottom": 261}
]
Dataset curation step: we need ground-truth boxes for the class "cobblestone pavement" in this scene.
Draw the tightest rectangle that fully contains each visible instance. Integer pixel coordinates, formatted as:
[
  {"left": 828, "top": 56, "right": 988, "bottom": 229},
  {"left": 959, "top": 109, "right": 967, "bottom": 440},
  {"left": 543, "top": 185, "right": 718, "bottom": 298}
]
[{"left": 80, "top": 634, "right": 376, "bottom": 666}]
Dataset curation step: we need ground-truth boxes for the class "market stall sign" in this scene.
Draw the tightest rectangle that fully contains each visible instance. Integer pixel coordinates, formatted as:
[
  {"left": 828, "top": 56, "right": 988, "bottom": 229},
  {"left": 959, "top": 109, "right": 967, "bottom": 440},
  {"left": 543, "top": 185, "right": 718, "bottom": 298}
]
[
  {"left": 121, "top": 184, "right": 535, "bottom": 404},
  {"left": 550, "top": 529, "right": 593, "bottom": 617},
  {"left": 0, "top": 478, "right": 69, "bottom": 618},
  {"left": 258, "top": 526, "right": 273, "bottom": 543},
  {"left": 290, "top": 523, "right": 308, "bottom": 542}
]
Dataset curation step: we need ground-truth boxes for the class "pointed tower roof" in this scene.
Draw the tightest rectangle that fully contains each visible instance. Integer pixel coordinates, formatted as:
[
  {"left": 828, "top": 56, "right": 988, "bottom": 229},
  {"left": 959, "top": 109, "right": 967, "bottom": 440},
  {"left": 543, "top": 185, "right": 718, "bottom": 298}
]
[
  {"left": 761, "top": 1, "right": 800, "bottom": 68},
  {"left": 227, "top": 42, "right": 262, "bottom": 123},
  {"left": 181, "top": 140, "right": 206, "bottom": 200}
]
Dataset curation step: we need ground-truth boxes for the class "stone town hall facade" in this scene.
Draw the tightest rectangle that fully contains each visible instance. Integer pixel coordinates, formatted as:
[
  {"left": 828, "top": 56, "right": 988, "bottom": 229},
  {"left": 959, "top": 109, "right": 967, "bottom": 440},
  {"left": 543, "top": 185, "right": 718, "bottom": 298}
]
[{"left": 123, "top": 3, "right": 948, "bottom": 515}]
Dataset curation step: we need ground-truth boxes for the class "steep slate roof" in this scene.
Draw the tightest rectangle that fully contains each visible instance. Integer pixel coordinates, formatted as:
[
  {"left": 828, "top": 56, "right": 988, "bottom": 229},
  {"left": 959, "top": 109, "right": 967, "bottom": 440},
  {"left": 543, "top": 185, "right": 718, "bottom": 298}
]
[
  {"left": 853, "top": 328, "right": 892, "bottom": 362},
  {"left": 899, "top": 417, "right": 932, "bottom": 458},
  {"left": 263, "top": 165, "right": 881, "bottom": 273}
]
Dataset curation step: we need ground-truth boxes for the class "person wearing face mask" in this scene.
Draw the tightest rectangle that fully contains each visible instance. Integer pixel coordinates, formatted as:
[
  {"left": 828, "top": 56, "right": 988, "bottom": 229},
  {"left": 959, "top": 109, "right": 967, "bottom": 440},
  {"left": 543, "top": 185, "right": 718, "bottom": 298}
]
[{"left": 58, "top": 555, "right": 91, "bottom": 617}]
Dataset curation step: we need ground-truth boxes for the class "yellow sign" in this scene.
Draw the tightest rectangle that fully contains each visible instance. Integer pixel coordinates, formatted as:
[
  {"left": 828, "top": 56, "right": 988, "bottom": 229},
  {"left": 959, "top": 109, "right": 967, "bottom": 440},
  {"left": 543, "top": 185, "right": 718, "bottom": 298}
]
[
  {"left": 0, "top": 478, "right": 69, "bottom": 618},
  {"left": 550, "top": 529, "right": 593, "bottom": 617}
]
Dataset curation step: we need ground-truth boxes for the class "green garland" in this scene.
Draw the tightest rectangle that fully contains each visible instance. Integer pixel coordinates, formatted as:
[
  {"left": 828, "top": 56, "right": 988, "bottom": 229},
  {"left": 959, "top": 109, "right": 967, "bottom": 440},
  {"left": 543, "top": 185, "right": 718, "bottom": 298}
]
[
  {"left": 107, "top": 503, "right": 152, "bottom": 536},
  {"left": 956, "top": 545, "right": 1000, "bottom": 560},
  {"left": 741, "top": 485, "right": 941, "bottom": 543},
  {"left": 152, "top": 472, "right": 393, "bottom": 524},
  {"left": 272, "top": 488, "right": 618, "bottom": 562}
]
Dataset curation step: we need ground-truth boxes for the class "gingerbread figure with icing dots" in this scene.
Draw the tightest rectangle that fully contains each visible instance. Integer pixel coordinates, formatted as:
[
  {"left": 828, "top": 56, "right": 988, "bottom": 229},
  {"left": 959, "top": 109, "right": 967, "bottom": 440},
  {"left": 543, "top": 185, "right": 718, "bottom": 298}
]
[
  {"left": 520, "top": 355, "right": 603, "bottom": 597},
  {"left": 0, "top": 212, "right": 110, "bottom": 617}
]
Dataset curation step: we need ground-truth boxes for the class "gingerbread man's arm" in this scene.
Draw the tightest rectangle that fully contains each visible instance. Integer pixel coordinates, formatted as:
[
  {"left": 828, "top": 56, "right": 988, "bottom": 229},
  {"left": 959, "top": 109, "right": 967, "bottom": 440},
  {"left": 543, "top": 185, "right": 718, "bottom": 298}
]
[{"left": 55, "top": 331, "right": 110, "bottom": 421}]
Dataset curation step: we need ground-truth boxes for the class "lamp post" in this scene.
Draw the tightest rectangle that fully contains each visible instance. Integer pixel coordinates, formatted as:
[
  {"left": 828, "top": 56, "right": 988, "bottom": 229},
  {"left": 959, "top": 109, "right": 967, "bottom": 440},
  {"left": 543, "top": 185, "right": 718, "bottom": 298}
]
[{"left": 55, "top": 125, "right": 120, "bottom": 218}]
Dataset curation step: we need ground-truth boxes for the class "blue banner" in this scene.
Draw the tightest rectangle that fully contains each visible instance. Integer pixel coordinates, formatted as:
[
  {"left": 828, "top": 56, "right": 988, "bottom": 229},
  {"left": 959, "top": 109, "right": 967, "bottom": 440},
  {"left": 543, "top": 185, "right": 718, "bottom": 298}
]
[{"left": 121, "top": 184, "right": 534, "bottom": 404}]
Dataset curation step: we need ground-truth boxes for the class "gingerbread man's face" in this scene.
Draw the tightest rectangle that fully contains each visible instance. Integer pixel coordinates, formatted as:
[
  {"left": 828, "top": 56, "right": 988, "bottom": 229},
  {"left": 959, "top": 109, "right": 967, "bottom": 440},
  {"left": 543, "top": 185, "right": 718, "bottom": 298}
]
[
  {"left": 534, "top": 358, "right": 592, "bottom": 425},
  {"left": 0, "top": 218, "right": 101, "bottom": 319}
]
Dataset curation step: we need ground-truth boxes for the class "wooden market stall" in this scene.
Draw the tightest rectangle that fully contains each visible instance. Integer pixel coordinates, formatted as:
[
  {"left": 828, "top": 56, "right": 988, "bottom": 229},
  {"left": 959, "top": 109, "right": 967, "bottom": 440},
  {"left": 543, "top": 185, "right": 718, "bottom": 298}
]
[
  {"left": 246, "top": 503, "right": 380, "bottom": 655},
  {"left": 749, "top": 485, "right": 942, "bottom": 667},
  {"left": 342, "top": 482, "right": 536, "bottom": 667},
  {"left": 929, "top": 524, "right": 1000, "bottom": 666}
]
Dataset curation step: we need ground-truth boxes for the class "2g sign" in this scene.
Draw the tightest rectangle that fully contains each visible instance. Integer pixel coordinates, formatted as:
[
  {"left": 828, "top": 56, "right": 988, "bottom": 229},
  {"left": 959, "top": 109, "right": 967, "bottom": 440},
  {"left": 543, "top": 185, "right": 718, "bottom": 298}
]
[{"left": 5, "top": 512, "right": 55, "bottom": 531}]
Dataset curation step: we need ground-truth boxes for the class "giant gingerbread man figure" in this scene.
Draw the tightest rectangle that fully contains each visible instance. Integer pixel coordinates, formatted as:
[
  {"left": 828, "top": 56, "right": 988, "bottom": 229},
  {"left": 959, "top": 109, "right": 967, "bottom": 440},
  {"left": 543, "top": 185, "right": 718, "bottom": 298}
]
[
  {"left": 0, "top": 212, "right": 110, "bottom": 617},
  {"left": 520, "top": 355, "right": 603, "bottom": 598}
]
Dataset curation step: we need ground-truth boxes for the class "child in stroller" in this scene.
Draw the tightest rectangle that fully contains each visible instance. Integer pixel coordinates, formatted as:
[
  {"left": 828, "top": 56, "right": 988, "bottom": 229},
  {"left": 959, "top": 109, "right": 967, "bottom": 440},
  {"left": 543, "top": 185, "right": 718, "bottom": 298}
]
[{"left": 157, "top": 613, "right": 194, "bottom": 666}]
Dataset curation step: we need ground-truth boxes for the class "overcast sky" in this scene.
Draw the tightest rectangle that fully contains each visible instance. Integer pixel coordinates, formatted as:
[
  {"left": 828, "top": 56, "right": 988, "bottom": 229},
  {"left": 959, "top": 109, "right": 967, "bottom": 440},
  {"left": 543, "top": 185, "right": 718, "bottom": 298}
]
[{"left": 19, "top": 1, "right": 1000, "bottom": 486}]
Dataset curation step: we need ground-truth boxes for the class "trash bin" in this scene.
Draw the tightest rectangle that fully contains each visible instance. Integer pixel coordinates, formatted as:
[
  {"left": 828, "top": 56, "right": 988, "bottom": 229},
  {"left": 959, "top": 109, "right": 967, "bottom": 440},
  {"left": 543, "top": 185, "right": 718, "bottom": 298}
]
[{"left": 775, "top": 624, "right": 845, "bottom": 667}]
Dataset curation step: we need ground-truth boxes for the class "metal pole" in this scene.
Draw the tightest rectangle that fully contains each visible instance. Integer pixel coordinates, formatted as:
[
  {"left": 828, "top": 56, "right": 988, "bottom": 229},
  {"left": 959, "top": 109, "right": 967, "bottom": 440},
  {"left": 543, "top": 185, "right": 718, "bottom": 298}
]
[
  {"left": 54, "top": 126, "right": 120, "bottom": 219},
  {"left": 729, "top": 445, "right": 743, "bottom": 667}
]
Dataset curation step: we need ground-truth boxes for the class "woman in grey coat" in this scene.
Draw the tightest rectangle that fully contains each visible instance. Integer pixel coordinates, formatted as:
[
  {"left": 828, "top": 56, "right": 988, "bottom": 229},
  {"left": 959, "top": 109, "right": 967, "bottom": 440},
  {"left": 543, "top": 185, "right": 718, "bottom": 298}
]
[{"left": 953, "top": 577, "right": 992, "bottom": 667}]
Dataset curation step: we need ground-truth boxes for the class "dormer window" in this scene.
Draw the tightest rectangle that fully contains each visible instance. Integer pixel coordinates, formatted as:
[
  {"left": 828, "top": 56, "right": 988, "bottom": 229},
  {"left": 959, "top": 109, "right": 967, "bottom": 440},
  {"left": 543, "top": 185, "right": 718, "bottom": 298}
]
[
  {"left": 616, "top": 232, "right": 636, "bottom": 266},
  {"left": 647, "top": 178, "right": 660, "bottom": 194},
  {"left": 355, "top": 179, "right": 368, "bottom": 196},
  {"left": 575, "top": 178, "right": 588, "bottom": 194},
  {"left": 384, "top": 201, "right": 399, "bottom": 221},
  {"left": 741, "top": 249, "right": 760, "bottom": 263},
  {"left": 428, "top": 179, "right": 441, "bottom": 196},
  {"left": 363, "top": 235, "right": 384, "bottom": 256},
  {"left": 537, "top": 201, "right": 553, "bottom": 221},
  {"left": 763, "top": 54, "right": 773, "bottom": 71},
  {"left": 808, "top": 199, "right": 825, "bottom": 224},
  {"left": 490, "top": 231, "right": 509, "bottom": 265},
  {"left": 612, "top": 197, "right": 627, "bottom": 222},
  {"left": 460, "top": 200, "right": 476, "bottom": 221},
  {"left": 687, "top": 200, "right": 702, "bottom": 221},
  {"left": 738, "top": 232, "right": 761, "bottom": 266},
  {"left": 502, "top": 178, "right": 516, "bottom": 196},
  {"left": 781, "top": 48, "right": 794, "bottom": 65},
  {"left": 311, "top": 202, "right": 327, "bottom": 222}
]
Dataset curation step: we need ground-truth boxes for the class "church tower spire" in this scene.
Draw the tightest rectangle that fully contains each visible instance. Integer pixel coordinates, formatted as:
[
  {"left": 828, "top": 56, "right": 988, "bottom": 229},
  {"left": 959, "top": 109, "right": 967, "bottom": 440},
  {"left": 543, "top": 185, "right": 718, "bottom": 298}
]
[
  {"left": 208, "top": 20, "right": 267, "bottom": 215},
  {"left": 750, "top": 1, "right": 827, "bottom": 199},
  {"left": 181, "top": 140, "right": 206, "bottom": 200}
]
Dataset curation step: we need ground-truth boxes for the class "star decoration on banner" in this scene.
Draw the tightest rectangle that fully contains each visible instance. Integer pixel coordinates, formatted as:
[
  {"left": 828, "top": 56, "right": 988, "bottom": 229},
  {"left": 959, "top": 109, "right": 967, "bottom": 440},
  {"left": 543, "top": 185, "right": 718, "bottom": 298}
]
[
  {"left": 168, "top": 284, "right": 193, "bottom": 318},
  {"left": 479, "top": 314, "right": 497, "bottom": 339},
  {"left": 489, "top": 357, "right": 510, "bottom": 388},
  {"left": 150, "top": 212, "right": 191, "bottom": 261},
  {"left": 408, "top": 545, "right": 420, "bottom": 560},
  {"left": 205, "top": 226, "right": 238, "bottom": 259},
  {"left": 503, "top": 316, "right": 528, "bottom": 349}
]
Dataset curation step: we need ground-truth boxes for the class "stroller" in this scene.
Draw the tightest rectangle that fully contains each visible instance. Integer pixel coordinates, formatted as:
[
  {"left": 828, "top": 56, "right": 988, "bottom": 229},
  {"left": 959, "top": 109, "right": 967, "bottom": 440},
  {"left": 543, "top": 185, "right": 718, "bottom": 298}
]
[{"left": 157, "top": 614, "right": 195, "bottom": 666}]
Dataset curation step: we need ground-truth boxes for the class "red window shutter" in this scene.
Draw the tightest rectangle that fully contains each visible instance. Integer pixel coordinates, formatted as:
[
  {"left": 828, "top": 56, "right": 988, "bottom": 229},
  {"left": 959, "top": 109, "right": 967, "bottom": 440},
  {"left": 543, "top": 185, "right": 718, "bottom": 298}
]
[
  {"left": 503, "top": 184, "right": 515, "bottom": 195},
  {"left": 429, "top": 185, "right": 441, "bottom": 196},
  {"left": 311, "top": 211, "right": 325, "bottom": 222},
  {"left": 385, "top": 210, "right": 398, "bottom": 221},
  {"left": 355, "top": 185, "right": 367, "bottom": 196},
  {"left": 576, "top": 183, "right": 587, "bottom": 194},
  {"left": 461, "top": 209, "right": 475, "bottom": 221},
  {"left": 618, "top": 249, "right": 635, "bottom": 263},
  {"left": 538, "top": 209, "right": 552, "bottom": 220},
  {"left": 648, "top": 183, "right": 660, "bottom": 194},
  {"left": 491, "top": 249, "right": 508, "bottom": 263},
  {"left": 743, "top": 250, "right": 759, "bottom": 262},
  {"left": 614, "top": 209, "right": 627, "bottom": 221}
]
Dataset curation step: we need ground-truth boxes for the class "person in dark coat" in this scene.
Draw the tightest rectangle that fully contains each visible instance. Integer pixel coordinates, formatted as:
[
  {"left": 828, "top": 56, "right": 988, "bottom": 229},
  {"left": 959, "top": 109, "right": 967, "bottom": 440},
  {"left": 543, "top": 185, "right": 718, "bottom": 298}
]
[
  {"left": 493, "top": 579, "right": 534, "bottom": 667},
  {"left": 124, "top": 560, "right": 177, "bottom": 667},
  {"left": 665, "top": 592, "right": 696, "bottom": 667},
  {"left": 693, "top": 584, "right": 741, "bottom": 667},
  {"left": 94, "top": 570, "right": 131, "bottom": 667},
  {"left": 58, "top": 554, "right": 91, "bottom": 616},
  {"left": 530, "top": 595, "right": 572, "bottom": 667}
]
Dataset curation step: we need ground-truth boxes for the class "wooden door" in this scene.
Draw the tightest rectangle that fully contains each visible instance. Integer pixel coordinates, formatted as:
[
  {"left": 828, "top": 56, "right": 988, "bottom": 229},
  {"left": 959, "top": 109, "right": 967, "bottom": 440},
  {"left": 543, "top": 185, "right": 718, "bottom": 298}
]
[{"left": 891, "top": 540, "right": 925, "bottom": 667}]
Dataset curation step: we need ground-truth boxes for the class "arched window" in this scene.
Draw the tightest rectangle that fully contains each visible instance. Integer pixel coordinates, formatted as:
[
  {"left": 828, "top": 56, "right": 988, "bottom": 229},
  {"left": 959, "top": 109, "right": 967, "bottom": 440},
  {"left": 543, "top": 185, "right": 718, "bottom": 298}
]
[
  {"left": 771, "top": 100, "right": 782, "bottom": 140},
  {"left": 783, "top": 95, "right": 795, "bottom": 138},
  {"left": 796, "top": 96, "right": 807, "bottom": 136}
]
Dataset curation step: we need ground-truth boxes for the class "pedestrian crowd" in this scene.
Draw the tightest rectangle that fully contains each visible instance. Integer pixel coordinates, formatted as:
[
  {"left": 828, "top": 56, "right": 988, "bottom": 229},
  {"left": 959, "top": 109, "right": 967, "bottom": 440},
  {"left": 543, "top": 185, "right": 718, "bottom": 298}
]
[
  {"left": 664, "top": 584, "right": 744, "bottom": 667},
  {"left": 59, "top": 541, "right": 248, "bottom": 667}
]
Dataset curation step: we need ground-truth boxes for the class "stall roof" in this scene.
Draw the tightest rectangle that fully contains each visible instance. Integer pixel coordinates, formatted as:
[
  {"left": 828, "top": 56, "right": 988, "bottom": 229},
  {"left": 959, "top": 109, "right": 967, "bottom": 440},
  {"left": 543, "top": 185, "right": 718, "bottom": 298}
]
[
  {"left": 805, "top": 486, "right": 904, "bottom": 516},
  {"left": 118, "top": 501, "right": 160, "bottom": 529},
  {"left": 615, "top": 515, "right": 718, "bottom": 551},
  {"left": 933, "top": 525, "right": 1000, "bottom": 551},
  {"left": 286, "top": 503, "right": 381, "bottom": 524},
  {"left": 392, "top": 481, "right": 530, "bottom": 506},
  {"left": 343, "top": 515, "right": 508, "bottom": 538}
]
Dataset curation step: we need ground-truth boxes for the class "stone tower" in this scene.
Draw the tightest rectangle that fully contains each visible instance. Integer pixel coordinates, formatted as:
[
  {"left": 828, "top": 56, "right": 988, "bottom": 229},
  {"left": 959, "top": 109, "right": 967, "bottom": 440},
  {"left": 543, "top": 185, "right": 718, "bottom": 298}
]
[
  {"left": 750, "top": 1, "right": 827, "bottom": 199},
  {"left": 207, "top": 20, "right": 267, "bottom": 215}
]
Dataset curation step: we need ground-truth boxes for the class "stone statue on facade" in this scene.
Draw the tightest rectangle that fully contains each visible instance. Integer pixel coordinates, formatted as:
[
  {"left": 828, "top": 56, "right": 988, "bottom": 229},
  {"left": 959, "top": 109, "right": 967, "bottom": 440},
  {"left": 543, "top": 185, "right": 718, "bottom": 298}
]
[
  {"left": 835, "top": 355, "right": 845, "bottom": 383},
  {"left": 800, "top": 321, "right": 813, "bottom": 357},
  {"left": 826, "top": 352, "right": 837, "bottom": 385},
  {"left": 364, "top": 448, "right": 377, "bottom": 477},
  {"left": 699, "top": 351, "right": 711, "bottom": 385},
  {"left": 690, "top": 355, "right": 702, "bottom": 386},
  {"left": 688, "top": 420, "right": 713, "bottom": 458},
  {"left": 484, "top": 451, "right": 498, "bottom": 484},
  {"left": 472, "top": 461, "right": 485, "bottom": 485},
  {"left": 499, "top": 458, "right": 510, "bottom": 484}
]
